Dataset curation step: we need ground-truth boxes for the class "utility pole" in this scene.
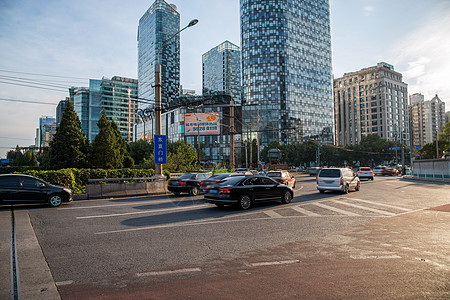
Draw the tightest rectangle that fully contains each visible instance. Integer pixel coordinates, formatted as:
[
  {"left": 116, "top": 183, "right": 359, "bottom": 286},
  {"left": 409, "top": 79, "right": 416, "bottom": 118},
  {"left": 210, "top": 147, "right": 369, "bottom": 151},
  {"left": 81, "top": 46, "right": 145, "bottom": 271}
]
[{"left": 230, "top": 100, "right": 235, "bottom": 170}]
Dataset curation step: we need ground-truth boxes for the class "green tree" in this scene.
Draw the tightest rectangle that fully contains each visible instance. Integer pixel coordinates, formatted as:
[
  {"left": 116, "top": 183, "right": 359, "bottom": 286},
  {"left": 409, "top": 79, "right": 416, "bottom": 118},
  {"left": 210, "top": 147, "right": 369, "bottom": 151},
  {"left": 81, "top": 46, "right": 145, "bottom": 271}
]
[
  {"left": 91, "top": 110, "right": 122, "bottom": 168},
  {"left": 418, "top": 122, "right": 450, "bottom": 159},
  {"left": 166, "top": 140, "right": 198, "bottom": 172},
  {"left": 129, "top": 140, "right": 153, "bottom": 165},
  {"left": 48, "top": 101, "right": 89, "bottom": 169},
  {"left": 110, "top": 120, "right": 134, "bottom": 168},
  {"left": 6, "top": 147, "right": 38, "bottom": 166}
]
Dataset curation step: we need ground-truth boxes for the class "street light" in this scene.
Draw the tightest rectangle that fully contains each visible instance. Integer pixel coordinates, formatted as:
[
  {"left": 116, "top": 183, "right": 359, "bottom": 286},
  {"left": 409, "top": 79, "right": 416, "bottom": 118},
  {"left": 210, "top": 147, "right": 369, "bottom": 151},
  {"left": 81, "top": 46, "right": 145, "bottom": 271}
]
[{"left": 154, "top": 19, "right": 198, "bottom": 177}]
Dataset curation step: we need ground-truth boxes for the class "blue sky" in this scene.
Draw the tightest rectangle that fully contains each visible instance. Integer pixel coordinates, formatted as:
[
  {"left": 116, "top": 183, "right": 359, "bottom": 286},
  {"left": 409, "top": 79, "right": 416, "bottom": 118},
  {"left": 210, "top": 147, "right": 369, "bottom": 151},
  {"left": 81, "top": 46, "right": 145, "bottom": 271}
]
[{"left": 1, "top": 0, "right": 449, "bottom": 157}]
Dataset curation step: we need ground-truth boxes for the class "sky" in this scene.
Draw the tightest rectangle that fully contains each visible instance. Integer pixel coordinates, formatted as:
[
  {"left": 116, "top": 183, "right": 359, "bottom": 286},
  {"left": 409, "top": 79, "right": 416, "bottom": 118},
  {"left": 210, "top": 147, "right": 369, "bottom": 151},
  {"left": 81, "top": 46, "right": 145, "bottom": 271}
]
[{"left": 1, "top": 0, "right": 450, "bottom": 157}]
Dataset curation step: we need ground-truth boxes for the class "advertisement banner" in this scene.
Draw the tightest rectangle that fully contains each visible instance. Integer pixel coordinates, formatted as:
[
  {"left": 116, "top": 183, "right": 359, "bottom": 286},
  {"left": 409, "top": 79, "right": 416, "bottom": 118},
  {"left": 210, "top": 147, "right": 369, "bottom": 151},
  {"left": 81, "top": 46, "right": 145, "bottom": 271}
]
[{"left": 184, "top": 112, "right": 220, "bottom": 135}]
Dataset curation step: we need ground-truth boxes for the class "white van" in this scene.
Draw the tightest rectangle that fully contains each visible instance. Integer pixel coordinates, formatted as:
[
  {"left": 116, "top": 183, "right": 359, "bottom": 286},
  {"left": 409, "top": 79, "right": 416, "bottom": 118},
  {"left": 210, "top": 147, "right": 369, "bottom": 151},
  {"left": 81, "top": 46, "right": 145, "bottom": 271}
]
[{"left": 316, "top": 168, "right": 360, "bottom": 194}]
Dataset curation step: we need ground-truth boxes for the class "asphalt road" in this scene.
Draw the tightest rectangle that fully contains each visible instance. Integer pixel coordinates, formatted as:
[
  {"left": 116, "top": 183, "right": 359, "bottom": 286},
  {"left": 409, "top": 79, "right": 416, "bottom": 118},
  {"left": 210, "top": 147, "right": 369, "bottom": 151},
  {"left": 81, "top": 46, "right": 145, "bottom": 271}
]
[{"left": 2, "top": 174, "right": 449, "bottom": 299}]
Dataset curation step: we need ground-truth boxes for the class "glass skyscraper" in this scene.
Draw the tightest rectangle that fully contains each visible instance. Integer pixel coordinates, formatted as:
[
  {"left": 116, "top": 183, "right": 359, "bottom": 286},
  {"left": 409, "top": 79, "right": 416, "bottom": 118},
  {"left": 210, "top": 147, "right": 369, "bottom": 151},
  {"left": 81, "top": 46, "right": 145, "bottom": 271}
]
[
  {"left": 240, "top": 0, "right": 334, "bottom": 146},
  {"left": 137, "top": 0, "right": 180, "bottom": 139},
  {"left": 202, "top": 41, "right": 241, "bottom": 103}
]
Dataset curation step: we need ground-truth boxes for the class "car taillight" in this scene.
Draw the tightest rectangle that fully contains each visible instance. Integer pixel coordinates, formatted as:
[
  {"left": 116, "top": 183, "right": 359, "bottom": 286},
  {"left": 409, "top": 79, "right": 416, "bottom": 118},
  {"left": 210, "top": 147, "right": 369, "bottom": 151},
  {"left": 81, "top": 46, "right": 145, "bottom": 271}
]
[
  {"left": 276, "top": 179, "right": 283, "bottom": 183},
  {"left": 340, "top": 177, "right": 343, "bottom": 185},
  {"left": 358, "top": 171, "right": 362, "bottom": 173},
  {"left": 219, "top": 188, "right": 230, "bottom": 194},
  {"left": 178, "top": 182, "right": 186, "bottom": 186},
  {"left": 370, "top": 171, "right": 373, "bottom": 174}
]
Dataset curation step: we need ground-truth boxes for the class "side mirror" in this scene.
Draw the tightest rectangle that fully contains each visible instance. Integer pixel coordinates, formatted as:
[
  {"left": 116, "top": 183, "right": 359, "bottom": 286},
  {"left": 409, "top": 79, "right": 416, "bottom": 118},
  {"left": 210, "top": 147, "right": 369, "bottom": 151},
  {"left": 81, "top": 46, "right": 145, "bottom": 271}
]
[{"left": 40, "top": 183, "right": 46, "bottom": 188}]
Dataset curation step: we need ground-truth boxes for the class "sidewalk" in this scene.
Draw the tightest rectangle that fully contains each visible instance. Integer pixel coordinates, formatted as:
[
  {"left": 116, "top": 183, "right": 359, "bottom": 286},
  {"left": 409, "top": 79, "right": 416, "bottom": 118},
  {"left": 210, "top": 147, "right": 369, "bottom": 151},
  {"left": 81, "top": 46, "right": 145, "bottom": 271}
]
[{"left": 0, "top": 209, "right": 60, "bottom": 299}]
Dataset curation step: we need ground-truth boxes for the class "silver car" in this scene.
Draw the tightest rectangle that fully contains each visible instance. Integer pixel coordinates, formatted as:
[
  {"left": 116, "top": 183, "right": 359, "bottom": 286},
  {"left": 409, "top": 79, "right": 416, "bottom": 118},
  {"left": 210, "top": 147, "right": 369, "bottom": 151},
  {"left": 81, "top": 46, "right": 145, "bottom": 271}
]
[{"left": 316, "top": 168, "right": 360, "bottom": 194}]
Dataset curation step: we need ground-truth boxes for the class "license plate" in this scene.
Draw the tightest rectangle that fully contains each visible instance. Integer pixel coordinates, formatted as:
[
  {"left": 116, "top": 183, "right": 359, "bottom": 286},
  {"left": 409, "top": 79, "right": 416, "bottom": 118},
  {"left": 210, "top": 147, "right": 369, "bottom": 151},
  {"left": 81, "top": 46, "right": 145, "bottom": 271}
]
[
  {"left": 325, "top": 180, "right": 334, "bottom": 184},
  {"left": 210, "top": 189, "right": 218, "bottom": 194}
]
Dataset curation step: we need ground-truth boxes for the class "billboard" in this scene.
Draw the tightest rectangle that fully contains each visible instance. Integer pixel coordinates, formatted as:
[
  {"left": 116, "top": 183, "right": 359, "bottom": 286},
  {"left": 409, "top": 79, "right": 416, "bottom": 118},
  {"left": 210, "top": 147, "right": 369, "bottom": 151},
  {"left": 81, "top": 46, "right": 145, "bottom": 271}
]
[{"left": 185, "top": 112, "right": 220, "bottom": 136}]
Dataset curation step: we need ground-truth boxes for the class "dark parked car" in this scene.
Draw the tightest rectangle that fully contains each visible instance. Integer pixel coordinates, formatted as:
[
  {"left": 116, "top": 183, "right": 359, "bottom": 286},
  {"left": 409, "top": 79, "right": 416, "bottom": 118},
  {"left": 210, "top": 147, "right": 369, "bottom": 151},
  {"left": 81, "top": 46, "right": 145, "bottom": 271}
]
[
  {"left": 167, "top": 173, "right": 211, "bottom": 196},
  {"left": 204, "top": 175, "right": 294, "bottom": 210},
  {"left": 0, "top": 174, "right": 72, "bottom": 207}
]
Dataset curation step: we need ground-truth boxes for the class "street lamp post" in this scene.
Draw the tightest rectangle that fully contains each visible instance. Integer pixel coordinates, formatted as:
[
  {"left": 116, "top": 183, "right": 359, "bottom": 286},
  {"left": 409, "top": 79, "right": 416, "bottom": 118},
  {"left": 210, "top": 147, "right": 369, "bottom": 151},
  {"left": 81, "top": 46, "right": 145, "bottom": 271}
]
[{"left": 154, "top": 19, "right": 198, "bottom": 177}]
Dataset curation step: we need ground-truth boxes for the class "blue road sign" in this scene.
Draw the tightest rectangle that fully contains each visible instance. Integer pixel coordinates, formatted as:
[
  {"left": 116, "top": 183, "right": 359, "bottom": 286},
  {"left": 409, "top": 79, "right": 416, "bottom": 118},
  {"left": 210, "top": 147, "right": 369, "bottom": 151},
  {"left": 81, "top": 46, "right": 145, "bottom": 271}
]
[
  {"left": 154, "top": 135, "right": 167, "bottom": 164},
  {"left": 389, "top": 147, "right": 401, "bottom": 150}
]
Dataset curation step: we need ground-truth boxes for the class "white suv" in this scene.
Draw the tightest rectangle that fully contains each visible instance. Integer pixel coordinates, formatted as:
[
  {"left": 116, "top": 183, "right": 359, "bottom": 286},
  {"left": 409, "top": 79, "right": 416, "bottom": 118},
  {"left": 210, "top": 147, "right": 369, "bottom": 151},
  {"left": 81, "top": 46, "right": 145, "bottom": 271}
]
[{"left": 317, "top": 168, "right": 360, "bottom": 194}]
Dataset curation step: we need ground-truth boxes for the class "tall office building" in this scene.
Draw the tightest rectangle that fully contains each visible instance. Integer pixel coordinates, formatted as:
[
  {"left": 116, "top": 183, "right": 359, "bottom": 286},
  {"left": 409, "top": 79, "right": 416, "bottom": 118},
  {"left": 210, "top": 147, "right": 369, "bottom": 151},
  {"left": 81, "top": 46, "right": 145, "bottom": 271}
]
[
  {"left": 240, "top": 0, "right": 334, "bottom": 146},
  {"left": 56, "top": 98, "right": 69, "bottom": 126},
  {"left": 137, "top": 0, "right": 180, "bottom": 139},
  {"left": 202, "top": 41, "right": 241, "bottom": 102},
  {"left": 70, "top": 87, "right": 90, "bottom": 138},
  {"left": 88, "top": 77, "right": 139, "bottom": 143},
  {"left": 409, "top": 93, "right": 446, "bottom": 148},
  {"left": 334, "top": 62, "right": 409, "bottom": 146}
]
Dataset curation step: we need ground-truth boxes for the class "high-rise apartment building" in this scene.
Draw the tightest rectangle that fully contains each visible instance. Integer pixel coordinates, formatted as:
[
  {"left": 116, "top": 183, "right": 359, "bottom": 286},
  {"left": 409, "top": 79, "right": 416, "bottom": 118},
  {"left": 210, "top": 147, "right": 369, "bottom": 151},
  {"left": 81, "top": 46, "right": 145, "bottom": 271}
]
[
  {"left": 137, "top": 0, "right": 180, "bottom": 140},
  {"left": 334, "top": 62, "right": 409, "bottom": 146},
  {"left": 35, "top": 116, "right": 56, "bottom": 149},
  {"left": 409, "top": 93, "right": 446, "bottom": 148},
  {"left": 240, "top": 0, "right": 334, "bottom": 146},
  {"left": 202, "top": 41, "right": 241, "bottom": 102}
]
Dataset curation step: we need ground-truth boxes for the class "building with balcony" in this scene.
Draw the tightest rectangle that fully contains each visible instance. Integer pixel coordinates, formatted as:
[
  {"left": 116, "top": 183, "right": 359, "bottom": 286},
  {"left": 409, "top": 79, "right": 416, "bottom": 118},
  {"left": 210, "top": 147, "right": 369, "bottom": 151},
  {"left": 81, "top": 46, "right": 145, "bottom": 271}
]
[
  {"left": 409, "top": 93, "right": 446, "bottom": 148},
  {"left": 240, "top": 0, "right": 334, "bottom": 146},
  {"left": 333, "top": 62, "right": 409, "bottom": 146}
]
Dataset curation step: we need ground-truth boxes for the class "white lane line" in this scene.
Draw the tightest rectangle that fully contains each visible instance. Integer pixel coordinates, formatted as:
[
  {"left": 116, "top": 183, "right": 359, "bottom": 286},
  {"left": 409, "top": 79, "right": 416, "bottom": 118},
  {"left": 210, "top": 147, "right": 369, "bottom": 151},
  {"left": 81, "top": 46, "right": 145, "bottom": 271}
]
[
  {"left": 350, "top": 255, "right": 401, "bottom": 260},
  {"left": 313, "top": 203, "right": 360, "bottom": 216},
  {"left": 342, "top": 198, "right": 411, "bottom": 212},
  {"left": 246, "top": 260, "right": 300, "bottom": 267},
  {"left": 137, "top": 268, "right": 202, "bottom": 277},
  {"left": 336, "top": 201, "right": 396, "bottom": 216},
  {"left": 56, "top": 280, "right": 74, "bottom": 286},
  {"left": 264, "top": 210, "right": 283, "bottom": 218},
  {"left": 291, "top": 206, "right": 321, "bottom": 216},
  {"left": 76, "top": 204, "right": 208, "bottom": 219}
]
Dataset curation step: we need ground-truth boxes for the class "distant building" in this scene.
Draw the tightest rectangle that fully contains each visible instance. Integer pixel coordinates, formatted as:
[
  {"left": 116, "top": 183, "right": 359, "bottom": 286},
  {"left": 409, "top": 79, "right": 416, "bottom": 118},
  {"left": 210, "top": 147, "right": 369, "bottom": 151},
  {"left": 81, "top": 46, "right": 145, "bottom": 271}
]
[
  {"left": 333, "top": 62, "right": 409, "bottom": 146},
  {"left": 56, "top": 98, "right": 69, "bottom": 126},
  {"left": 70, "top": 87, "right": 90, "bottom": 138},
  {"left": 240, "top": 0, "right": 334, "bottom": 146},
  {"left": 202, "top": 41, "right": 241, "bottom": 102},
  {"left": 69, "top": 77, "right": 138, "bottom": 143},
  {"left": 409, "top": 93, "right": 446, "bottom": 148},
  {"left": 35, "top": 116, "right": 56, "bottom": 150},
  {"left": 137, "top": 0, "right": 180, "bottom": 140}
]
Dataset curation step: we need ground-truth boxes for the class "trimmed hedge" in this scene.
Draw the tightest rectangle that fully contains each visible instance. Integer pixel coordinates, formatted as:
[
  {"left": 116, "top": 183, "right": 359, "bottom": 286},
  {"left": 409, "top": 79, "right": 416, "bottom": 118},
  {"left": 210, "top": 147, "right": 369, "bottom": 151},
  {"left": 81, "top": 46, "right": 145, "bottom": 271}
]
[{"left": 9, "top": 168, "right": 156, "bottom": 194}]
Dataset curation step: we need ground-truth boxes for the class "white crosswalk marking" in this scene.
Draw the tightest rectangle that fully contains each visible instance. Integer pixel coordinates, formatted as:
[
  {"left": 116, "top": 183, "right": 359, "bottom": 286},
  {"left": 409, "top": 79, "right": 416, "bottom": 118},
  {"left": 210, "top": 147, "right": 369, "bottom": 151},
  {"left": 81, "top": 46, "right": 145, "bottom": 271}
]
[
  {"left": 343, "top": 198, "right": 411, "bottom": 212},
  {"left": 264, "top": 210, "right": 283, "bottom": 218},
  {"left": 337, "top": 201, "right": 396, "bottom": 216},
  {"left": 291, "top": 206, "right": 321, "bottom": 216},
  {"left": 313, "top": 203, "right": 360, "bottom": 216}
]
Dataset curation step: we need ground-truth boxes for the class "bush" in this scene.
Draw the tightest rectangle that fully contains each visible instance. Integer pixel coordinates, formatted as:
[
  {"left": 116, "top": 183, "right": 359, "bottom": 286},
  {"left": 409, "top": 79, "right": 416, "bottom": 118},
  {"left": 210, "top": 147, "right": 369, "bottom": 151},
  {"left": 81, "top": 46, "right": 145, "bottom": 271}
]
[{"left": 11, "top": 168, "right": 156, "bottom": 194}]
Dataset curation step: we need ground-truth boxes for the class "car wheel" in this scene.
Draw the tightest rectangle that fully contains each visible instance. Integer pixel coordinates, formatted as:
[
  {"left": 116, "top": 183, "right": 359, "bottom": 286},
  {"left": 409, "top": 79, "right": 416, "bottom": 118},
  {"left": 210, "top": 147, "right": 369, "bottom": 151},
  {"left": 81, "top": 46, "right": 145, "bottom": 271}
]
[
  {"left": 319, "top": 190, "right": 325, "bottom": 194},
  {"left": 238, "top": 194, "right": 252, "bottom": 210},
  {"left": 172, "top": 192, "right": 181, "bottom": 196},
  {"left": 371, "top": 177, "right": 374, "bottom": 181},
  {"left": 292, "top": 182, "right": 296, "bottom": 189},
  {"left": 48, "top": 194, "right": 63, "bottom": 207},
  {"left": 355, "top": 182, "right": 360, "bottom": 191},
  {"left": 189, "top": 187, "right": 199, "bottom": 196},
  {"left": 343, "top": 184, "right": 349, "bottom": 194},
  {"left": 281, "top": 190, "right": 292, "bottom": 204}
]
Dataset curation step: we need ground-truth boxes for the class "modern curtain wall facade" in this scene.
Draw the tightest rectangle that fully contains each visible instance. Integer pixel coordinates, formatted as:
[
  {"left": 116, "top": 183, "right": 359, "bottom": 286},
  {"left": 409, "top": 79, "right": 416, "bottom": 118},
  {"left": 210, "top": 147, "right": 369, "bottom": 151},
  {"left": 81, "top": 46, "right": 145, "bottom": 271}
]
[
  {"left": 137, "top": 0, "right": 180, "bottom": 140},
  {"left": 240, "top": 0, "right": 334, "bottom": 146},
  {"left": 202, "top": 41, "right": 241, "bottom": 103}
]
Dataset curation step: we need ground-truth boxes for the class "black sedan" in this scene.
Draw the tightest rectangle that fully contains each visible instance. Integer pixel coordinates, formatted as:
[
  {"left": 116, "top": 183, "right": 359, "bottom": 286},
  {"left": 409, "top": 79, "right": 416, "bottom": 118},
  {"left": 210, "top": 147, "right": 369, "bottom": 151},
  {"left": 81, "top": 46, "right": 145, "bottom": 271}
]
[
  {"left": 204, "top": 175, "right": 293, "bottom": 210},
  {"left": 0, "top": 174, "right": 73, "bottom": 207},
  {"left": 167, "top": 173, "right": 211, "bottom": 196},
  {"left": 200, "top": 172, "right": 241, "bottom": 193}
]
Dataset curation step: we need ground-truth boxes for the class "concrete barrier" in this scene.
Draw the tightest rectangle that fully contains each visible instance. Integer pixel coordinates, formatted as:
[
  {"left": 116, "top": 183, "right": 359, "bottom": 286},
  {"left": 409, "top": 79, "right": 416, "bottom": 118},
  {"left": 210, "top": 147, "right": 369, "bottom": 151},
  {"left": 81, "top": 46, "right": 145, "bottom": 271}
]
[
  {"left": 412, "top": 159, "right": 450, "bottom": 183},
  {"left": 85, "top": 179, "right": 169, "bottom": 199}
]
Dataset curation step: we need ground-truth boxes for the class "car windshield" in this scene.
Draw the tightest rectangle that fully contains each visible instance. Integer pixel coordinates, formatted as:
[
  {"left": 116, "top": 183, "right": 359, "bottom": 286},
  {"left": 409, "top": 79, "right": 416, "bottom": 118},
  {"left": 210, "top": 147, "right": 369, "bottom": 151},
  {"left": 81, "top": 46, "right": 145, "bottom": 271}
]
[
  {"left": 177, "top": 174, "right": 195, "bottom": 180},
  {"left": 267, "top": 172, "right": 281, "bottom": 177},
  {"left": 360, "top": 168, "right": 371, "bottom": 171},
  {"left": 319, "top": 169, "right": 341, "bottom": 177},
  {"left": 209, "top": 174, "right": 229, "bottom": 180},
  {"left": 216, "top": 176, "right": 245, "bottom": 186}
]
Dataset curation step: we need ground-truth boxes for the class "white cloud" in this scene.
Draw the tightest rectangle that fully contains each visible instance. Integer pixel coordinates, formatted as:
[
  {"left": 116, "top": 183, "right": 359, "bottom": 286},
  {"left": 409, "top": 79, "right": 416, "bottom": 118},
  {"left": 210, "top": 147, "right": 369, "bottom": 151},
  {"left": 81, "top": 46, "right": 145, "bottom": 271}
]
[
  {"left": 389, "top": 3, "right": 450, "bottom": 105},
  {"left": 364, "top": 6, "right": 374, "bottom": 16}
]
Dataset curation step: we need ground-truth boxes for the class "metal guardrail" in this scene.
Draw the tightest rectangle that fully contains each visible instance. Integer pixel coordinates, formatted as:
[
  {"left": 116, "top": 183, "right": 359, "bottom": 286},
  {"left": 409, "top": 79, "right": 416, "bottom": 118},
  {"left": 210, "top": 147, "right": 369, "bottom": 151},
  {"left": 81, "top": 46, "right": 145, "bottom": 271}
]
[{"left": 87, "top": 177, "right": 157, "bottom": 184}]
